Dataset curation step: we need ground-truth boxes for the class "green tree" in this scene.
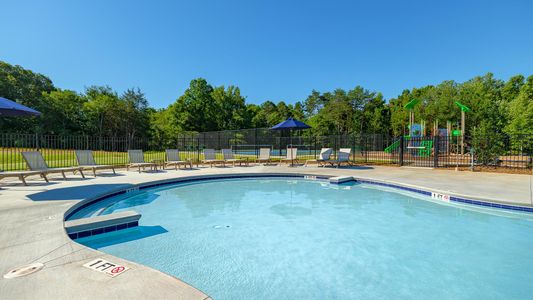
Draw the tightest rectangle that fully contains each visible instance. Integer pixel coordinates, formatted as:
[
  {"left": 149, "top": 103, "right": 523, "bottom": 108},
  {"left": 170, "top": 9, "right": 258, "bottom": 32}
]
[
  {"left": 121, "top": 88, "right": 151, "bottom": 139},
  {"left": 84, "top": 86, "right": 122, "bottom": 138},
  {"left": 211, "top": 85, "right": 247, "bottom": 130},
  {"left": 170, "top": 78, "right": 217, "bottom": 132},
  {"left": 505, "top": 75, "right": 533, "bottom": 135},
  {"left": 40, "top": 89, "right": 88, "bottom": 135},
  {"left": 0, "top": 60, "right": 55, "bottom": 132}
]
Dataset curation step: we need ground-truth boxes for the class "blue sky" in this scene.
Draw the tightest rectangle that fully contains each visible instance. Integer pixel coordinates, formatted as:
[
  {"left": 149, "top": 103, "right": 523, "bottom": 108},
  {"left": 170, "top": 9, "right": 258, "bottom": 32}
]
[{"left": 1, "top": 0, "right": 532, "bottom": 108}]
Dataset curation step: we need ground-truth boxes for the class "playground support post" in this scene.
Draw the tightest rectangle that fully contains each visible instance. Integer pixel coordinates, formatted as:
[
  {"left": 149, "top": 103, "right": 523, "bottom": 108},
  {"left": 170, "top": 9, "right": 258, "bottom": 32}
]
[{"left": 461, "top": 110, "right": 465, "bottom": 155}]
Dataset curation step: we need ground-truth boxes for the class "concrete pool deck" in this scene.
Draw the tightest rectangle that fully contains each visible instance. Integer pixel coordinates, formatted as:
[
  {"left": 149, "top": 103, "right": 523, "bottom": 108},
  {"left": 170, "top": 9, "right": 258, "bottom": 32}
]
[{"left": 0, "top": 165, "right": 532, "bottom": 299}]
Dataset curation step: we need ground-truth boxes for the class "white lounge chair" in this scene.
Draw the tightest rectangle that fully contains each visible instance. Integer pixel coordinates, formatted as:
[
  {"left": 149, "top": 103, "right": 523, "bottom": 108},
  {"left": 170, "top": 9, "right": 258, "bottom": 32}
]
[
  {"left": 280, "top": 148, "right": 298, "bottom": 165},
  {"left": 202, "top": 149, "right": 225, "bottom": 167},
  {"left": 327, "top": 148, "right": 354, "bottom": 168},
  {"left": 22, "top": 151, "right": 85, "bottom": 180},
  {"left": 0, "top": 170, "right": 47, "bottom": 185},
  {"left": 304, "top": 148, "right": 333, "bottom": 167},
  {"left": 75, "top": 150, "right": 116, "bottom": 176},
  {"left": 222, "top": 149, "right": 248, "bottom": 167},
  {"left": 127, "top": 150, "right": 158, "bottom": 173},
  {"left": 165, "top": 149, "right": 192, "bottom": 169},
  {"left": 256, "top": 148, "right": 272, "bottom": 165}
]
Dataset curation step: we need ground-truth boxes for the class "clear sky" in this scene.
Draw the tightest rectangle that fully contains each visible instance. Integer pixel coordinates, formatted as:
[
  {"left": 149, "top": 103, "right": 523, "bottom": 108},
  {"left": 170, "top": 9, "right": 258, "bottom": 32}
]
[{"left": 1, "top": 0, "right": 532, "bottom": 108}]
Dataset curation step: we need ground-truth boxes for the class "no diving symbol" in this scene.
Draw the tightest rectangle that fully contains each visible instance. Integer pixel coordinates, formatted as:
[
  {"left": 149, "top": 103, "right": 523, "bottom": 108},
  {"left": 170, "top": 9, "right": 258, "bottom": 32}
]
[{"left": 111, "top": 266, "right": 125, "bottom": 274}]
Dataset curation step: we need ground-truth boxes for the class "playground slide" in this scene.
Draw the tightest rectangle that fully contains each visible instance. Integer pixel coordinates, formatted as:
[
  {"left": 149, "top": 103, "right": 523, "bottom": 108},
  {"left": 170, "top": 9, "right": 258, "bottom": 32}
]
[
  {"left": 384, "top": 139, "right": 400, "bottom": 153},
  {"left": 384, "top": 138, "right": 433, "bottom": 157}
]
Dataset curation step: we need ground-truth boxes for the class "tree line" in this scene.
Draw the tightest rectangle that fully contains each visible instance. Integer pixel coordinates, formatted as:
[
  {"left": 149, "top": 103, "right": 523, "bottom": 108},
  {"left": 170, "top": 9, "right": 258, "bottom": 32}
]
[{"left": 1, "top": 60, "right": 531, "bottom": 140}]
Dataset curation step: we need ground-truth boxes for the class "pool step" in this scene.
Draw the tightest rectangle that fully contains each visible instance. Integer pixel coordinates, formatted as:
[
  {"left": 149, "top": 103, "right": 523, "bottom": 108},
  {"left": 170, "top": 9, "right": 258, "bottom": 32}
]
[
  {"left": 329, "top": 176, "right": 354, "bottom": 184},
  {"left": 65, "top": 211, "right": 141, "bottom": 240}
]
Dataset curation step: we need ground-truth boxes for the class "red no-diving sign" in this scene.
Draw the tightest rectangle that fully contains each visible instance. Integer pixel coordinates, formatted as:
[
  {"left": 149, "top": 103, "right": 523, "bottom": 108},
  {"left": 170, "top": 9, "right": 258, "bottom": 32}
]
[{"left": 111, "top": 266, "right": 125, "bottom": 274}]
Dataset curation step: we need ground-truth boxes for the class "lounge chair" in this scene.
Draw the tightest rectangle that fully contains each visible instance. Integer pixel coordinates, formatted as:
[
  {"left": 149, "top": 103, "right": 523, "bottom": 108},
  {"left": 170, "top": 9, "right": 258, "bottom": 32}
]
[
  {"left": 75, "top": 150, "right": 116, "bottom": 176},
  {"left": 165, "top": 149, "right": 192, "bottom": 169},
  {"left": 0, "top": 170, "right": 47, "bottom": 185},
  {"left": 304, "top": 148, "right": 333, "bottom": 167},
  {"left": 127, "top": 150, "right": 158, "bottom": 173},
  {"left": 256, "top": 148, "right": 272, "bottom": 165},
  {"left": 326, "top": 148, "right": 354, "bottom": 168},
  {"left": 280, "top": 148, "right": 298, "bottom": 165},
  {"left": 222, "top": 149, "right": 248, "bottom": 167},
  {"left": 202, "top": 149, "right": 225, "bottom": 167},
  {"left": 21, "top": 151, "right": 85, "bottom": 180}
]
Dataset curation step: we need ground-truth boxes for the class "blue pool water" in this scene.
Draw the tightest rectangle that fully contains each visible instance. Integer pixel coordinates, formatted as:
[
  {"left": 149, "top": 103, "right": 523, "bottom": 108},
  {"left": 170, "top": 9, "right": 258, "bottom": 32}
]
[{"left": 75, "top": 177, "right": 533, "bottom": 299}]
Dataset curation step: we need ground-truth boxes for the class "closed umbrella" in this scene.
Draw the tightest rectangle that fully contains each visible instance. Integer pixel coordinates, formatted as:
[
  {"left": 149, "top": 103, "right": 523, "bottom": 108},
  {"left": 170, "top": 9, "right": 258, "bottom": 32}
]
[{"left": 0, "top": 97, "right": 41, "bottom": 117}]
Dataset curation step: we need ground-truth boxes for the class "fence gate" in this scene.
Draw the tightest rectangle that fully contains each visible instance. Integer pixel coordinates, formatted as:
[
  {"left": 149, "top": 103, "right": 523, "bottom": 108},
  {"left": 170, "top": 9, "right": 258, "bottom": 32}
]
[{"left": 399, "top": 136, "right": 440, "bottom": 168}]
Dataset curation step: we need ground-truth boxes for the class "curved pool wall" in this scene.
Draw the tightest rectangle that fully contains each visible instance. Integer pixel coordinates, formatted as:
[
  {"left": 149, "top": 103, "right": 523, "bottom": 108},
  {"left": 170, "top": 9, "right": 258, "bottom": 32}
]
[
  {"left": 64, "top": 174, "right": 328, "bottom": 221},
  {"left": 64, "top": 173, "right": 533, "bottom": 223}
]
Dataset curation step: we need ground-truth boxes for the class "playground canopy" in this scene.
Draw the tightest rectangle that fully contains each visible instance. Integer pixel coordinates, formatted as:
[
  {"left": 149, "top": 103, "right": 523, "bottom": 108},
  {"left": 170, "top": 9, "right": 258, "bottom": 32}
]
[
  {"left": 455, "top": 101, "right": 471, "bottom": 112},
  {"left": 404, "top": 98, "right": 421, "bottom": 110}
]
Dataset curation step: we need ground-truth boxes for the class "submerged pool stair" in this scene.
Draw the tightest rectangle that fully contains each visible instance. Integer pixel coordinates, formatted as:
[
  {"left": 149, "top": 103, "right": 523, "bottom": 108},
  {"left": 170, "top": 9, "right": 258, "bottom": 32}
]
[{"left": 64, "top": 210, "right": 141, "bottom": 240}]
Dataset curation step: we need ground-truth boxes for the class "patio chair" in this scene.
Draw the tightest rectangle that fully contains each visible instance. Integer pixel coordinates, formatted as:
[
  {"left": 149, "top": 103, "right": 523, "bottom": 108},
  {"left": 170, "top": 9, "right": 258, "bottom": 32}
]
[
  {"left": 327, "top": 148, "right": 354, "bottom": 168},
  {"left": 165, "top": 149, "right": 192, "bottom": 169},
  {"left": 222, "top": 149, "right": 248, "bottom": 167},
  {"left": 256, "top": 148, "right": 272, "bottom": 165},
  {"left": 304, "top": 148, "right": 333, "bottom": 167},
  {"left": 21, "top": 151, "right": 85, "bottom": 180},
  {"left": 0, "top": 170, "right": 48, "bottom": 185},
  {"left": 127, "top": 150, "right": 158, "bottom": 173},
  {"left": 202, "top": 149, "right": 225, "bottom": 167},
  {"left": 280, "top": 148, "right": 298, "bottom": 165},
  {"left": 75, "top": 150, "right": 116, "bottom": 176}
]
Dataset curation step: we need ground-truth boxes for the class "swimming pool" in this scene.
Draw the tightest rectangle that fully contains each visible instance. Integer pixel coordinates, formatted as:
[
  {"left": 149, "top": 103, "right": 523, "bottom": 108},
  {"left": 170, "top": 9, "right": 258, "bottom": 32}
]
[{"left": 75, "top": 177, "right": 533, "bottom": 299}]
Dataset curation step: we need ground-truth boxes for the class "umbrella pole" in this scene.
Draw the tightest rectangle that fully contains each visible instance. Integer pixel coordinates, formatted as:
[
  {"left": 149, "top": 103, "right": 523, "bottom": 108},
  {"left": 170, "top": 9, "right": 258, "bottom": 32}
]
[{"left": 290, "top": 130, "right": 293, "bottom": 166}]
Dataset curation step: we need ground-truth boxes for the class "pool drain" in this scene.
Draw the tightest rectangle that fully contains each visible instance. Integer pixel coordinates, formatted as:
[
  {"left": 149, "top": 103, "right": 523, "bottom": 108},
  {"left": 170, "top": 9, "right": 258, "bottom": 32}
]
[
  {"left": 3, "top": 263, "right": 44, "bottom": 279},
  {"left": 213, "top": 225, "right": 231, "bottom": 229}
]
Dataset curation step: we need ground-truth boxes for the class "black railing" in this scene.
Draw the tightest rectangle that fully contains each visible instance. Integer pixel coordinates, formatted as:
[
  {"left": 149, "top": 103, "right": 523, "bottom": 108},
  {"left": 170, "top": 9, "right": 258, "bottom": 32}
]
[{"left": 0, "top": 132, "right": 531, "bottom": 171}]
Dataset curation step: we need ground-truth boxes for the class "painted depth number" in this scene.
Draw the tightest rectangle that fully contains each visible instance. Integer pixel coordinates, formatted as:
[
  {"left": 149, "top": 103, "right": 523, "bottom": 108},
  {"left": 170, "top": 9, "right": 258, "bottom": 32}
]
[
  {"left": 83, "top": 258, "right": 129, "bottom": 277},
  {"left": 431, "top": 192, "right": 450, "bottom": 202}
]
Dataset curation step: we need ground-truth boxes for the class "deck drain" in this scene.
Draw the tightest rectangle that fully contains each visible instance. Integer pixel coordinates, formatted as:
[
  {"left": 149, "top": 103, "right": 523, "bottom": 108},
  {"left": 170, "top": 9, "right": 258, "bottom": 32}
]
[
  {"left": 3, "top": 263, "right": 44, "bottom": 279},
  {"left": 213, "top": 225, "right": 231, "bottom": 229}
]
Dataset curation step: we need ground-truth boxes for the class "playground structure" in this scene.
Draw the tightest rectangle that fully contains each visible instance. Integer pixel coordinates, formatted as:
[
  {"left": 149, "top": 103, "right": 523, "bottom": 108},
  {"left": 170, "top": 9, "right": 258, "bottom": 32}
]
[{"left": 383, "top": 98, "right": 472, "bottom": 167}]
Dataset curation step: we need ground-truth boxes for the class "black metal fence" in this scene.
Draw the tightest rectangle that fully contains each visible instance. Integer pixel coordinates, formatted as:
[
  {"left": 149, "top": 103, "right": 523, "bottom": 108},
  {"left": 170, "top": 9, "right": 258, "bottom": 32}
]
[{"left": 0, "top": 131, "right": 531, "bottom": 171}]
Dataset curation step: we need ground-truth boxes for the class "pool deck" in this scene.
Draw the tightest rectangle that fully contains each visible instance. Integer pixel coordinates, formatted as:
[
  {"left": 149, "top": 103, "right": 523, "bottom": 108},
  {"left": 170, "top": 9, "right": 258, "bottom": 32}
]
[{"left": 0, "top": 165, "right": 531, "bottom": 299}]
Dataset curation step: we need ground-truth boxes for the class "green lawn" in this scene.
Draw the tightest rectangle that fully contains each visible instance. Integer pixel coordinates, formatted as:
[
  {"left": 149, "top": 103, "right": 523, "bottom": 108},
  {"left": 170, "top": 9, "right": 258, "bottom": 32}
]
[
  {"left": 0, "top": 149, "right": 177, "bottom": 171},
  {"left": 1, "top": 148, "right": 381, "bottom": 171}
]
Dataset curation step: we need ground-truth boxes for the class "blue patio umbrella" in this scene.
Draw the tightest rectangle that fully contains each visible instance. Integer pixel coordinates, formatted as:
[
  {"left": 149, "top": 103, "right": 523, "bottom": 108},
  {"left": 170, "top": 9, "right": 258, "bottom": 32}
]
[
  {"left": 270, "top": 117, "right": 311, "bottom": 131},
  {"left": 271, "top": 117, "right": 311, "bottom": 165},
  {"left": 0, "top": 97, "right": 41, "bottom": 117}
]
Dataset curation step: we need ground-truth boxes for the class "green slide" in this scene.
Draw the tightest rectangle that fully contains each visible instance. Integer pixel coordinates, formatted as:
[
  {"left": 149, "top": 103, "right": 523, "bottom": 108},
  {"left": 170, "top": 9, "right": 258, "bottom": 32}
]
[{"left": 384, "top": 139, "right": 400, "bottom": 153}]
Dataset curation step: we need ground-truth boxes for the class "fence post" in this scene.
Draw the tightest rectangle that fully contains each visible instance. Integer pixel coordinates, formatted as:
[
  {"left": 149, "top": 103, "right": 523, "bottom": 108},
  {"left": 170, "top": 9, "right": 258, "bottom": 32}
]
[
  {"left": 197, "top": 137, "right": 200, "bottom": 163},
  {"left": 352, "top": 135, "right": 356, "bottom": 164},
  {"left": 313, "top": 136, "right": 316, "bottom": 159},
  {"left": 399, "top": 136, "right": 404, "bottom": 166},
  {"left": 433, "top": 135, "right": 439, "bottom": 168},
  {"left": 255, "top": 128, "right": 258, "bottom": 157},
  {"left": 334, "top": 136, "right": 338, "bottom": 159}
]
